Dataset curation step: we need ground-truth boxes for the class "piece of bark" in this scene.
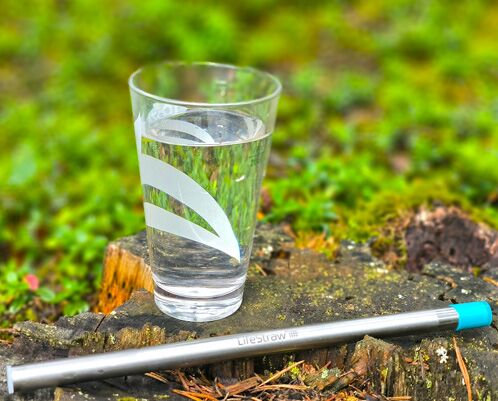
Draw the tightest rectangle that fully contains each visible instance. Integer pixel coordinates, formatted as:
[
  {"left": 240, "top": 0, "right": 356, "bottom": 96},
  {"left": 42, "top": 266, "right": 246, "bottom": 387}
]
[
  {"left": 2, "top": 225, "right": 498, "bottom": 400},
  {"left": 96, "top": 231, "right": 153, "bottom": 314},
  {"left": 405, "top": 206, "right": 498, "bottom": 272}
]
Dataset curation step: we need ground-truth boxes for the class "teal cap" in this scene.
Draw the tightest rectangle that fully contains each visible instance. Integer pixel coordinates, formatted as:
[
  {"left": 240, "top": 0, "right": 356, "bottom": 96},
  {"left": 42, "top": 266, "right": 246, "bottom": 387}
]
[{"left": 450, "top": 301, "right": 493, "bottom": 331}]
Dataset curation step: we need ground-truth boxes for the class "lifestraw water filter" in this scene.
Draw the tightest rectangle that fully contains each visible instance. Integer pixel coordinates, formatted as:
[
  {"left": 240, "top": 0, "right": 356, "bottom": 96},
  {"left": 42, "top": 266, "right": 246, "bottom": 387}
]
[{"left": 6, "top": 301, "right": 493, "bottom": 394}]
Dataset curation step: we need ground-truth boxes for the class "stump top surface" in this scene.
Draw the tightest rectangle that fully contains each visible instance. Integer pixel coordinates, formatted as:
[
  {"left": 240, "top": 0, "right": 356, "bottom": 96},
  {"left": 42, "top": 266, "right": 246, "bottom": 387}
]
[{"left": 1, "top": 224, "right": 498, "bottom": 400}]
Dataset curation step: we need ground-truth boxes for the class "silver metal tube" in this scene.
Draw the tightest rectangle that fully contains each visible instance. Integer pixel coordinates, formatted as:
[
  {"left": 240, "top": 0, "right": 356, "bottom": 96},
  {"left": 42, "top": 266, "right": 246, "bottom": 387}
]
[{"left": 7, "top": 307, "right": 459, "bottom": 393}]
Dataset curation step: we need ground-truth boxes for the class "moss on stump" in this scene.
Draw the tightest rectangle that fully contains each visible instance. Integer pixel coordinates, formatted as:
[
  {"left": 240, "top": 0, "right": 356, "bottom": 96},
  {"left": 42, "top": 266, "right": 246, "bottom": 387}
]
[{"left": 1, "top": 223, "right": 497, "bottom": 400}]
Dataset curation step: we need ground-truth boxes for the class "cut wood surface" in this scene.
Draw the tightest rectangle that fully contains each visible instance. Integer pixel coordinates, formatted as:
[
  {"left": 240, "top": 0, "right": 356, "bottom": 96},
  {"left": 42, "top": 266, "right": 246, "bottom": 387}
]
[{"left": 1, "top": 222, "right": 498, "bottom": 400}]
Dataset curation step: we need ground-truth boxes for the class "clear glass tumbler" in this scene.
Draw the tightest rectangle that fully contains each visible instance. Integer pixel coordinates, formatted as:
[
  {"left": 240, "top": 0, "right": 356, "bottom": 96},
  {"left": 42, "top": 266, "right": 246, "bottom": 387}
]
[{"left": 129, "top": 62, "right": 281, "bottom": 322}]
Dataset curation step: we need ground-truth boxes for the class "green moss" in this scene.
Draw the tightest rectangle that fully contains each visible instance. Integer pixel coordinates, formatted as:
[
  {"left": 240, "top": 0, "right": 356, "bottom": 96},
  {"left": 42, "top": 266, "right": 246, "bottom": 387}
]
[
  {"left": 325, "top": 178, "right": 498, "bottom": 267},
  {"left": 3, "top": 0, "right": 498, "bottom": 324},
  {"left": 363, "top": 266, "right": 398, "bottom": 282}
]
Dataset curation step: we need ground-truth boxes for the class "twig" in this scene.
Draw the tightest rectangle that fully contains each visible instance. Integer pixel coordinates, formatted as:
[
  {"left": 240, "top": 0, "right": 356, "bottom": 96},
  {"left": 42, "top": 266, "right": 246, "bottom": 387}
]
[
  {"left": 387, "top": 397, "right": 412, "bottom": 401},
  {"left": 483, "top": 276, "right": 498, "bottom": 287},
  {"left": 453, "top": 337, "right": 472, "bottom": 401},
  {"left": 253, "top": 263, "right": 268, "bottom": 277},
  {"left": 254, "top": 384, "right": 308, "bottom": 392},
  {"left": 145, "top": 372, "right": 168, "bottom": 384},
  {"left": 436, "top": 275, "right": 457, "bottom": 289},
  {"left": 214, "top": 378, "right": 224, "bottom": 397},
  {"left": 178, "top": 371, "right": 191, "bottom": 390},
  {"left": 338, "top": 368, "right": 355, "bottom": 379},
  {"left": 257, "top": 360, "right": 304, "bottom": 386},
  {"left": 173, "top": 389, "right": 203, "bottom": 401},
  {"left": 173, "top": 389, "right": 217, "bottom": 401},
  {"left": 199, "top": 385, "right": 216, "bottom": 395},
  {"left": 225, "top": 377, "right": 261, "bottom": 395}
]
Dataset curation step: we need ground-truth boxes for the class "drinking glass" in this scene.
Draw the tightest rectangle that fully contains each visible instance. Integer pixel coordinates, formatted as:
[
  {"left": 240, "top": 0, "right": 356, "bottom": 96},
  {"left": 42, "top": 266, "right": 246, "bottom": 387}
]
[{"left": 129, "top": 62, "right": 281, "bottom": 322}]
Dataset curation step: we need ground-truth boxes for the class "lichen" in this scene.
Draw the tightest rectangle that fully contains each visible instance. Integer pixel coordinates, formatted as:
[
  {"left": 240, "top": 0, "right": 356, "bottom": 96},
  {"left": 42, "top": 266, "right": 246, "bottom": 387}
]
[
  {"left": 289, "top": 362, "right": 301, "bottom": 380},
  {"left": 380, "top": 367, "right": 389, "bottom": 383}
]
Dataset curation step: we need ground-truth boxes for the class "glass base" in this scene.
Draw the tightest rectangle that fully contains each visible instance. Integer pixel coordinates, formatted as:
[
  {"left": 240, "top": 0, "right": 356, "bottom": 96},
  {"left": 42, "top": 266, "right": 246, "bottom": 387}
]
[{"left": 154, "top": 284, "right": 244, "bottom": 322}]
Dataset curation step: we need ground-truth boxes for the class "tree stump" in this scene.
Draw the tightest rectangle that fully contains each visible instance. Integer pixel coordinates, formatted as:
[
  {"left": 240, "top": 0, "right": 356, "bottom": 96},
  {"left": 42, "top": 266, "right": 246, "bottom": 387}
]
[{"left": 1, "top": 223, "right": 497, "bottom": 400}]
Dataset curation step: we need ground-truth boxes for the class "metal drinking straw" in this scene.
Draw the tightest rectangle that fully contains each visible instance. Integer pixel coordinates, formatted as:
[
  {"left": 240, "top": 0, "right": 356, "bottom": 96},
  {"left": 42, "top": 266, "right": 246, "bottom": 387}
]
[{"left": 6, "top": 301, "right": 492, "bottom": 394}]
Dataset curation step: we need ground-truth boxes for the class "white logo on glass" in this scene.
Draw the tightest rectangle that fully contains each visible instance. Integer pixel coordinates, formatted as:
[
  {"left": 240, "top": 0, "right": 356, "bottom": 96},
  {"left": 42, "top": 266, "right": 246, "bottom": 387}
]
[{"left": 134, "top": 104, "right": 241, "bottom": 262}]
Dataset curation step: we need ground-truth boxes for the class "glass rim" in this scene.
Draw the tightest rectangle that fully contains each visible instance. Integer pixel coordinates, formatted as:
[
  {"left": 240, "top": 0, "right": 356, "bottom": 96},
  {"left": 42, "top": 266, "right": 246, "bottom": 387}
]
[{"left": 128, "top": 61, "right": 282, "bottom": 107}]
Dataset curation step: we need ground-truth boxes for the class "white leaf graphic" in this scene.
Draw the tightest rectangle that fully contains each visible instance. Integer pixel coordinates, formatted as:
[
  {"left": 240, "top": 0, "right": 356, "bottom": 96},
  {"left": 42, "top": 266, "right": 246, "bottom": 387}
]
[
  {"left": 134, "top": 114, "right": 241, "bottom": 262},
  {"left": 147, "top": 102, "right": 216, "bottom": 144},
  {"left": 152, "top": 119, "right": 216, "bottom": 143}
]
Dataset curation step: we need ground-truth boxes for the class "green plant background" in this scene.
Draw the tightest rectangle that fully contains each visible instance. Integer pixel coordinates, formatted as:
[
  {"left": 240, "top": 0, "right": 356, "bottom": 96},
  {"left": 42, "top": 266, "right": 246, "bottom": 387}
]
[{"left": 1, "top": 0, "right": 498, "bottom": 325}]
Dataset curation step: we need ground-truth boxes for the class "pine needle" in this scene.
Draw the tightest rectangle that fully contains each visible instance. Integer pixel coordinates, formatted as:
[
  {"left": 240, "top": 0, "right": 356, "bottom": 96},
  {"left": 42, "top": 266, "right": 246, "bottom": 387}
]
[
  {"left": 253, "top": 263, "right": 268, "bottom": 276},
  {"left": 173, "top": 389, "right": 218, "bottom": 401},
  {"left": 453, "top": 337, "right": 472, "bottom": 401},
  {"left": 255, "top": 384, "right": 308, "bottom": 392},
  {"left": 145, "top": 372, "right": 168, "bottom": 383},
  {"left": 224, "top": 376, "right": 261, "bottom": 395},
  {"left": 483, "top": 276, "right": 498, "bottom": 287}
]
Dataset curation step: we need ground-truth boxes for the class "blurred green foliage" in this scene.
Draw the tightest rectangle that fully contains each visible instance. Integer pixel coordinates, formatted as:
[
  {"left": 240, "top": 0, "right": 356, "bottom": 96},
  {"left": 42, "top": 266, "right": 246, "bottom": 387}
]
[{"left": 1, "top": 0, "right": 498, "bottom": 324}]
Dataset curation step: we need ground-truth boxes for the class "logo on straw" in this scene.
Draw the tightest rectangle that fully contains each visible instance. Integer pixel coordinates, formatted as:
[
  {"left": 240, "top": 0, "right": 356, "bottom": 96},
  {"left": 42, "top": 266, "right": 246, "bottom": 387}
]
[
  {"left": 236, "top": 330, "right": 298, "bottom": 346},
  {"left": 237, "top": 331, "right": 288, "bottom": 346}
]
